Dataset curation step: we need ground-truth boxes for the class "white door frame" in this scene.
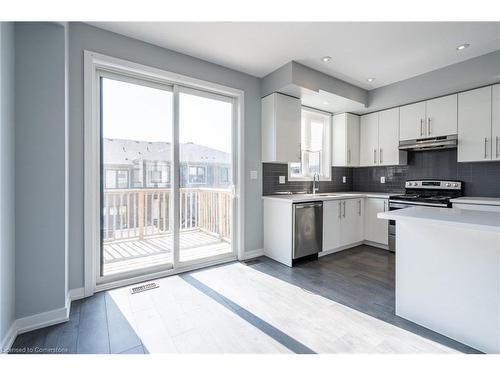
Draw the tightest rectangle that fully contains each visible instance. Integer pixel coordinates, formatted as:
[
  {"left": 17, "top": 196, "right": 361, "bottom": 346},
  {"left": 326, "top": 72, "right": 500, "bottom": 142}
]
[{"left": 83, "top": 51, "right": 245, "bottom": 296}]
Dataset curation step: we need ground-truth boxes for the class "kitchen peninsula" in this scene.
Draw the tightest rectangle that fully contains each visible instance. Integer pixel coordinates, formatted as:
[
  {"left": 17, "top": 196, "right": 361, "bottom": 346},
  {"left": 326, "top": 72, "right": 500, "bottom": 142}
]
[{"left": 379, "top": 206, "right": 500, "bottom": 353}]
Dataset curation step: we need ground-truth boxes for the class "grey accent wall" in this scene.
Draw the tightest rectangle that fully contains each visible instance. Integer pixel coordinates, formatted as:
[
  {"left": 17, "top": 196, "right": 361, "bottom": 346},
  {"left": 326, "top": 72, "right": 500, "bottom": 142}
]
[
  {"left": 15, "top": 23, "right": 67, "bottom": 318},
  {"left": 367, "top": 50, "right": 500, "bottom": 113},
  {"left": 263, "top": 163, "right": 353, "bottom": 195},
  {"left": 0, "top": 22, "right": 16, "bottom": 343},
  {"left": 68, "top": 23, "right": 263, "bottom": 290},
  {"left": 353, "top": 149, "right": 500, "bottom": 197}
]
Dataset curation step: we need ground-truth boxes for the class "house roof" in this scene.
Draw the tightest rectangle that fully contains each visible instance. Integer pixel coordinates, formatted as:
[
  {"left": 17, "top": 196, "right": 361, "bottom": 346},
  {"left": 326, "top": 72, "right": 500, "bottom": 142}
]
[{"left": 103, "top": 138, "right": 231, "bottom": 166}]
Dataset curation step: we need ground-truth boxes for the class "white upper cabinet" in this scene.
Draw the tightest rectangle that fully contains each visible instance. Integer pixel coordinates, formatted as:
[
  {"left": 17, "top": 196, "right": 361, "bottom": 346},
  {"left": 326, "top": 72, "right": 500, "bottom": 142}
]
[
  {"left": 426, "top": 94, "right": 458, "bottom": 138},
  {"left": 332, "top": 113, "right": 360, "bottom": 167},
  {"left": 378, "top": 107, "right": 405, "bottom": 166},
  {"left": 261, "top": 93, "right": 301, "bottom": 163},
  {"left": 492, "top": 84, "right": 500, "bottom": 161},
  {"left": 360, "top": 110, "right": 406, "bottom": 166},
  {"left": 400, "top": 94, "right": 457, "bottom": 141},
  {"left": 458, "top": 86, "right": 492, "bottom": 162},
  {"left": 360, "top": 112, "right": 379, "bottom": 166},
  {"left": 400, "top": 101, "right": 426, "bottom": 141}
]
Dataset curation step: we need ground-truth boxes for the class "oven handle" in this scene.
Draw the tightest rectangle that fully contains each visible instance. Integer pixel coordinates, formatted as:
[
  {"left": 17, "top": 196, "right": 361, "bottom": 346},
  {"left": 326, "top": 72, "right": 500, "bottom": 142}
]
[
  {"left": 389, "top": 200, "right": 449, "bottom": 208},
  {"left": 389, "top": 202, "right": 412, "bottom": 209}
]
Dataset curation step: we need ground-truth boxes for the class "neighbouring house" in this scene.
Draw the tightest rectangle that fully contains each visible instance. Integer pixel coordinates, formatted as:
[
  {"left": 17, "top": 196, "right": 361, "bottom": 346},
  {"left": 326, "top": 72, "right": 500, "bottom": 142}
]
[{"left": 102, "top": 138, "right": 232, "bottom": 190}]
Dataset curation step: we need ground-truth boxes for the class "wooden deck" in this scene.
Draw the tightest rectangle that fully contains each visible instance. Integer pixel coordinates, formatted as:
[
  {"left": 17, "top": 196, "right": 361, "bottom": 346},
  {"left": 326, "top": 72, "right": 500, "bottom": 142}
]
[{"left": 103, "top": 229, "right": 231, "bottom": 276}]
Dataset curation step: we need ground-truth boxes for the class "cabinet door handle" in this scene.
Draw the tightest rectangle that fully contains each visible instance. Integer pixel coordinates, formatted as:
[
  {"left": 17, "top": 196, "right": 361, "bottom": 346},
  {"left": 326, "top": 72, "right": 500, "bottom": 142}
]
[
  {"left": 496, "top": 136, "right": 499, "bottom": 158},
  {"left": 380, "top": 149, "right": 383, "bottom": 164},
  {"left": 484, "top": 138, "right": 488, "bottom": 159},
  {"left": 373, "top": 149, "right": 377, "bottom": 164},
  {"left": 343, "top": 201, "right": 346, "bottom": 218},
  {"left": 383, "top": 200, "right": 387, "bottom": 212},
  {"left": 358, "top": 200, "right": 361, "bottom": 216},
  {"left": 427, "top": 118, "right": 431, "bottom": 136},
  {"left": 347, "top": 149, "right": 351, "bottom": 164},
  {"left": 338, "top": 201, "right": 342, "bottom": 219},
  {"left": 420, "top": 119, "right": 424, "bottom": 136}
]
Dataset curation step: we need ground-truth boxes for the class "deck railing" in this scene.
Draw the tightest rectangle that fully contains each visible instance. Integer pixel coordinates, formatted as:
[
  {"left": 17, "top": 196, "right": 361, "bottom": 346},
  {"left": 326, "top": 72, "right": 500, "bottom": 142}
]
[{"left": 102, "top": 188, "right": 231, "bottom": 243}]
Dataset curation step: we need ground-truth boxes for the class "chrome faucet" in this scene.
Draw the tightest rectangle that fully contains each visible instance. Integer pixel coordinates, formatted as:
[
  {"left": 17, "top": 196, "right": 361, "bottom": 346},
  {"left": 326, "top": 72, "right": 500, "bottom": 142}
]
[{"left": 312, "top": 172, "right": 320, "bottom": 195}]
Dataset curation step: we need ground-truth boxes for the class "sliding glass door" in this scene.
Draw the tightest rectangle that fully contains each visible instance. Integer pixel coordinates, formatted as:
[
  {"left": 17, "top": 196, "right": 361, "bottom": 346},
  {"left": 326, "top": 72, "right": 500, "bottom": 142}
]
[
  {"left": 178, "top": 88, "right": 234, "bottom": 264},
  {"left": 98, "top": 72, "right": 235, "bottom": 283}
]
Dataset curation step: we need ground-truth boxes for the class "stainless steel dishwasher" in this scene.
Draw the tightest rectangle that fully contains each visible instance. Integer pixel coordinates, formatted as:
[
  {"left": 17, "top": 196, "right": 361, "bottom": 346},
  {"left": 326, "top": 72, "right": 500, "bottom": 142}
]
[{"left": 293, "top": 201, "right": 323, "bottom": 259}]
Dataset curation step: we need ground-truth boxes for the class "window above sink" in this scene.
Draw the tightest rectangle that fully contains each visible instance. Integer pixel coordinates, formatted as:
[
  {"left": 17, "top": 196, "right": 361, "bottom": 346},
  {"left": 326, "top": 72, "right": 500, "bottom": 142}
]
[{"left": 289, "top": 107, "right": 332, "bottom": 181}]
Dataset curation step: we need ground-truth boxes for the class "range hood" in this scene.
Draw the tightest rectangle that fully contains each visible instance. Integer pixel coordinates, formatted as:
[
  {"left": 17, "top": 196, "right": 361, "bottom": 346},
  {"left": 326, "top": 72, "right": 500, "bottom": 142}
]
[{"left": 399, "top": 134, "right": 458, "bottom": 151}]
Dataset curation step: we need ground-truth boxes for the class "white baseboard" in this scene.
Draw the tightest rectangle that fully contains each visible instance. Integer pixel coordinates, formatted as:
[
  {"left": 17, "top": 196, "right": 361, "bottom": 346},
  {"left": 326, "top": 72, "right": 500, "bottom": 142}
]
[
  {"left": 243, "top": 248, "right": 265, "bottom": 260},
  {"left": 16, "top": 295, "right": 71, "bottom": 335},
  {"left": 1, "top": 321, "right": 17, "bottom": 354},
  {"left": 69, "top": 287, "right": 85, "bottom": 301},
  {"left": 319, "top": 241, "right": 364, "bottom": 257},
  {"left": 320, "top": 241, "right": 390, "bottom": 257},
  {"left": 1, "top": 292, "right": 75, "bottom": 353},
  {"left": 363, "top": 240, "right": 390, "bottom": 251}
]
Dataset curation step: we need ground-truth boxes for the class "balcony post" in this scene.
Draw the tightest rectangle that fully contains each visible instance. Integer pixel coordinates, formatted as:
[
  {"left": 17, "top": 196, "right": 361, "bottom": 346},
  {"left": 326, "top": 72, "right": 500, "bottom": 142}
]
[
  {"left": 138, "top": 190, "right": 145, "bottom": 240},
  {"left": 218, "top": 191, "right": 223, "bottom": 239}
]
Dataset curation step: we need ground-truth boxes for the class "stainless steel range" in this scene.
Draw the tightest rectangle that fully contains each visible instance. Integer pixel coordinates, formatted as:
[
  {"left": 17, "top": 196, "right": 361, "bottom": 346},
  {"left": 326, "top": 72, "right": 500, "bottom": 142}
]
[{"left": 388, "top": 180, "right": 463, "bottom": 251}]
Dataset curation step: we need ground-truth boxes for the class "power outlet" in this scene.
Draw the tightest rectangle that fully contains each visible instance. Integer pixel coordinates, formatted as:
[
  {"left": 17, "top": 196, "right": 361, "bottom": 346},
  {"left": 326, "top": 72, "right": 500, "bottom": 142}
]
[
  {"left": 380, "top": 176, "right": 386, "bottom": 184},
  {"left": 342, "top": 176, "right": 347, "bottom": 183},
  {"left": 279, "top": 176, "right": 286, "bottom": 184}
]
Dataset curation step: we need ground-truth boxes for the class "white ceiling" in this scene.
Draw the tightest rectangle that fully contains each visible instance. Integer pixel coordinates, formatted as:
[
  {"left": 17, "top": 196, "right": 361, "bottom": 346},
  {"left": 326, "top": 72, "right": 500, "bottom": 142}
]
[{"left": 89, "top": 22, "right": 500, "bottom": 90}]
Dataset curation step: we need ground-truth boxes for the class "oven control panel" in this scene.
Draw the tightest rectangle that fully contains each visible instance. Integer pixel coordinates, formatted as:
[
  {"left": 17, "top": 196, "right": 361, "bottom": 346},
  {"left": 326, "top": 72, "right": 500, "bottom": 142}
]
[{"left": 405, "top": 180, "right": 462, "bottom": 190}]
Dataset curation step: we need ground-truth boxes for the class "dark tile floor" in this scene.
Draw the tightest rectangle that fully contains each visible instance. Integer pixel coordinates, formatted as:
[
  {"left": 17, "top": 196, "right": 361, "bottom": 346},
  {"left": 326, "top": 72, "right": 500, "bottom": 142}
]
[
  {"left": 9, "top": 245, "right": 481, "bottom": 354},
  {"left": 10, "top": 292, "right": 147, "bottom": 354}
]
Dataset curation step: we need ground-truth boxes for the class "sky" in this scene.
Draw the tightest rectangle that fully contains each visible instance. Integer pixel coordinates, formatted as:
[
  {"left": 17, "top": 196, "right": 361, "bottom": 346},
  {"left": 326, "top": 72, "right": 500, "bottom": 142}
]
[{"left": 101, "top": 78, "right": 232, "bottom": 153}]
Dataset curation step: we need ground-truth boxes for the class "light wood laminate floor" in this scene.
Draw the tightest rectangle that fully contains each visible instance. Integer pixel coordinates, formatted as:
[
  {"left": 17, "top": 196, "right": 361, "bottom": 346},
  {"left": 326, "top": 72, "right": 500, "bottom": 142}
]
[{"left": 10, "top": 245, "right": 480, "bottom": 354}]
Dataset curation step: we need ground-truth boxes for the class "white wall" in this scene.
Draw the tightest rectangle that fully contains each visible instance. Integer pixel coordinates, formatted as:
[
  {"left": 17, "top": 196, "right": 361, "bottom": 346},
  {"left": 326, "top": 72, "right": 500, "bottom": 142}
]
[
  {"left": 14, "top": 22, "right": 68, "bottom": 318},
  {"left": 67, "top": 23, "right": 263, "bottom": 291},
  {"left": 0, "top": 22, "right": 16, "bottom": 347}
]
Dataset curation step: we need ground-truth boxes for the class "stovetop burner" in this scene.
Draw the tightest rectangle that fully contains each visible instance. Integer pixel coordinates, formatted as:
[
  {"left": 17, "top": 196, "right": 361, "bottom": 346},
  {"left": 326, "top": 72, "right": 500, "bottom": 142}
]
[{"left": 389, "top": 180, "right": 463, "bottom": 208}]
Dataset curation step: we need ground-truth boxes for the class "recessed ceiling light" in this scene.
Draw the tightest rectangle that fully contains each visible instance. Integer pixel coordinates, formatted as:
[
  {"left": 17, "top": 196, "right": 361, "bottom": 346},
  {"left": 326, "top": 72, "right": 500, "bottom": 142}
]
[
  {"left": 456, "top": 43, "right": 470, "bottom": 51},
  {"left": 366, "top": 78, "right": 375, "bottom": 83},
  {"left": 321, "top": 56, "right": 332, "bottom": 62},
  {"left": 323, "top": 101, "right": 329, "bottom": 105}
]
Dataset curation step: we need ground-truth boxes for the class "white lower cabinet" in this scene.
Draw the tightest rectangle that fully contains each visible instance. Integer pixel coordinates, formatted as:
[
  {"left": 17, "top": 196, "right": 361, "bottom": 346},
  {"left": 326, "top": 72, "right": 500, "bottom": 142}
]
[
  {"left": 323, "top": 198, "right": 364, "bottom": 252},
  {"left": 364, "top": 198, "right": 389, "bottom": 245},
  {"left": 322, "top": 200, "right": 342, "bottom": 251}
]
